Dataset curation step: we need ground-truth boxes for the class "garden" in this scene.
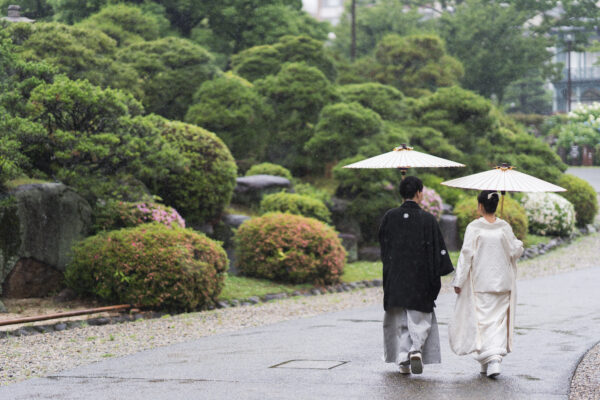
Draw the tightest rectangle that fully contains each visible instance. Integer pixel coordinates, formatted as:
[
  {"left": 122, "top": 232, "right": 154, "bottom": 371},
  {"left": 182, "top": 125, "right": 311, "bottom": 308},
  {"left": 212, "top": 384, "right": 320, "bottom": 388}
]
[{"left": 0, "top": 0, "right": 599, "bottom": 318}]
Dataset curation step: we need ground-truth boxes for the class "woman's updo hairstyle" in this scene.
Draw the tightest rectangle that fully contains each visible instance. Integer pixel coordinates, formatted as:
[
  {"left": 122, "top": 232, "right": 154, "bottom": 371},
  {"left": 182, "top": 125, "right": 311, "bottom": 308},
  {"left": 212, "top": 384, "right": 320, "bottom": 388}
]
[{"left": 477, "top": 190, "right": 500, "bottom": 214}]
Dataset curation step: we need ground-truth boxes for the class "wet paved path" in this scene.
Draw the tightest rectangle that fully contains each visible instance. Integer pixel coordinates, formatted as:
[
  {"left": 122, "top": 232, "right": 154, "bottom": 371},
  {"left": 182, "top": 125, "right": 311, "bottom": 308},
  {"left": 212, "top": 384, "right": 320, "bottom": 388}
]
[
  {"left": 2, "top": 267, "right": 599, "bottom": 400},
  {"left": 566, "top": 167, "right": 600, "bottom": 192}
]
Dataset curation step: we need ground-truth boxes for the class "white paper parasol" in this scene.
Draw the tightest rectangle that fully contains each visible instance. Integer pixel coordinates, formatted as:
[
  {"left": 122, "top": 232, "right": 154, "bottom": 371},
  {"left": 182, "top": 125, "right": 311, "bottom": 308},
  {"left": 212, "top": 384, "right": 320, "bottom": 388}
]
[
  {"left": 343, "top": 144, "right": 465, "bottom": 178},
  {"left": 441, "top": 163, "right": 566, "bottom": 216}
]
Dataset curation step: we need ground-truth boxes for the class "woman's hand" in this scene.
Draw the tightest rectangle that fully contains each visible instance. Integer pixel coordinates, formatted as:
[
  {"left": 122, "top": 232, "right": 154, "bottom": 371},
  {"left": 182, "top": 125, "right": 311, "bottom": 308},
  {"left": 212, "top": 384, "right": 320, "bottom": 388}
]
[{"left": 454, "top": 287, "right": 461, "bottom": 294}]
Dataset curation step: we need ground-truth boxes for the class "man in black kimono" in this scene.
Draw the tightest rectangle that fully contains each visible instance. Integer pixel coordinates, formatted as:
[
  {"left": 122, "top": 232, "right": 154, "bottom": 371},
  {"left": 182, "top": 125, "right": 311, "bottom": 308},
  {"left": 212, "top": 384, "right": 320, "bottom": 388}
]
[{"left": 378, "top": 176, "right": 454, "bottom": 375}]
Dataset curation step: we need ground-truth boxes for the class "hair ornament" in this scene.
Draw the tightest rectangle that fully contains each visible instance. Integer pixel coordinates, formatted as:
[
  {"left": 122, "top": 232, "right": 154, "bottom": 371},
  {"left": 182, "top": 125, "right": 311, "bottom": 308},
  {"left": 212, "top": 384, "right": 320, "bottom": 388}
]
[{"left": 487, "top": 192, "right": 498, "bottom": 200}]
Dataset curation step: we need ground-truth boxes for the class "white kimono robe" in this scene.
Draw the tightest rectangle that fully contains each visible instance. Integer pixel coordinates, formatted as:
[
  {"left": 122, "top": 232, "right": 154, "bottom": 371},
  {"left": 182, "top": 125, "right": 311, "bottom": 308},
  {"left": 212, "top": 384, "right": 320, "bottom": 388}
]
[{"left": 449, "top": 218, "right": 524, "bottom": 363}]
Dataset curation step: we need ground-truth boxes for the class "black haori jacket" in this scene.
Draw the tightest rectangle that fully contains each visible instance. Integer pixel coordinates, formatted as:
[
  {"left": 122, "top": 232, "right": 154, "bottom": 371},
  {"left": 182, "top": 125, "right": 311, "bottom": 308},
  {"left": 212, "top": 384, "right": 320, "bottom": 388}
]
[{"left": 378, "top": 201, "right": 454, "bottom": 313}]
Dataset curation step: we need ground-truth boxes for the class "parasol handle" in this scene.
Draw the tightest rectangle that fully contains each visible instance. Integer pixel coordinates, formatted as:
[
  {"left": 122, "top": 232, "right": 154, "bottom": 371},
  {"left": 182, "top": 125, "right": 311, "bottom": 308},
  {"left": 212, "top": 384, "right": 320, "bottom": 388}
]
[
  {"left": 500, "top": 190, "right": 506, "bottom": 218},
  {"left": 400, "top": 168, "right": 407, "bottom": 180}
]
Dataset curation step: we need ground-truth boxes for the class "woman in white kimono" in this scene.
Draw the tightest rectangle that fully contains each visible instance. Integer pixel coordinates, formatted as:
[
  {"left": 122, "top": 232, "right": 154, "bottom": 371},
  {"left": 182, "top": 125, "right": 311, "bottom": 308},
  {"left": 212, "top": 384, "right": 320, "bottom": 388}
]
[{"left": 449, "top": 191, "right": 524, "bottom": 378}]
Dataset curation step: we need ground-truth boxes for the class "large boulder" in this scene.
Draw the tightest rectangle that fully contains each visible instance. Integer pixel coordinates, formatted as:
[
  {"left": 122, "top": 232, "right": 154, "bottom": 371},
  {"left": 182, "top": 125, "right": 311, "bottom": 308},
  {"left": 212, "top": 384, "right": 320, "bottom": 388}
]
[
  {"left": 232, "top": 175, "right": 291, "bottom": 206},
  {"left": 0, "top": 183, "right": 92, "bottom": 297}
]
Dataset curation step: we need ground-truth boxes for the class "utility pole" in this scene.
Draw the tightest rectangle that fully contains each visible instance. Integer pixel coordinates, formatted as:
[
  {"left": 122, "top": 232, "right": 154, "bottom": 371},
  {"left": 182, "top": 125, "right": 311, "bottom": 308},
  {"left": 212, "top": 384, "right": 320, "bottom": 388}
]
[
  {"left": 566, "top": 33, "right": 573, "bottom": 112},
  {"left": 351, "top": 0, "right": 356, "bottom": 61}
]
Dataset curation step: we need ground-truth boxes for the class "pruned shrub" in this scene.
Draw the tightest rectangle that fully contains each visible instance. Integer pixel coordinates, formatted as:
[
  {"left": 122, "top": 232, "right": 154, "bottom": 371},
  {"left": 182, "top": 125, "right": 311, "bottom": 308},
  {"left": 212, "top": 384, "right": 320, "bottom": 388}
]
[
  {"left": 235, "top": 213, "right": 346, "bottom": 285},
  {"left": 454, "top": 195, "right": 528, "bottom": 242},
  {"left": 521, "top": 192, "right": 576, "bottom": 236},
  {"left": 93, "top": 201, "right": 185, "bottom": 233},
  {"left": 245, "top": 162, "right": 292, "bottom": 180},
  {"left": 420, "top": 173, "right": 466, "bottom": 207},
  {"left": 420, "top": 187, "right": 443, "bottom": 219},
  {"left": 260, "top": 192, "right": 331, "bottom": 223},
  {"left": 557, "top": 174, "right": 598, "bottom": 227},
  {"left": 66, "top": 224, "right": 227, "bottom": 310}
]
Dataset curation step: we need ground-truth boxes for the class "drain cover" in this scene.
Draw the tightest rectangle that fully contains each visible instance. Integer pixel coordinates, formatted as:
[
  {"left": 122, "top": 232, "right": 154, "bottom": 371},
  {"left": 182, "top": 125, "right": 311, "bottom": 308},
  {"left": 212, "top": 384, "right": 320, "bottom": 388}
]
[{"left": 270, "top": 360, "right": 348, "bottom": 370}]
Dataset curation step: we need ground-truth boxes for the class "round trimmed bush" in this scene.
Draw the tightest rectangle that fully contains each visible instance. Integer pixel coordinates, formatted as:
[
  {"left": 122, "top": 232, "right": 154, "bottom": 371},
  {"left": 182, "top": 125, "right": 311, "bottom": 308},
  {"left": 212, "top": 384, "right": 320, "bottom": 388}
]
[
  {"left": 454, "top": 195, "right": 528, "bottom": 242},
  {"left": 260, "top": 192, "right": 331, "bottom": 223},
  {"left": 421, "top": 187, "right": 443, "bottom": 219},
  {"left": 147, "top": 116, "right": 237, "bottom": 226},
  {"left": 521, "top": 192, "right": 576, "bottom": 236},
  {"left": 235, "top": 213, "right": 346, "bottom": 285},
  {"left": 93, "top": 201, "right": 185, "bottom": 233},
  {"left": 245, "top": 162, "right": 292, "bottom": 180},
  {"left": 557, "top": 174, "right": 598, "bottom": 227},
  {"left": 65, "top": 224, "right": 227, "bottom": 310}
]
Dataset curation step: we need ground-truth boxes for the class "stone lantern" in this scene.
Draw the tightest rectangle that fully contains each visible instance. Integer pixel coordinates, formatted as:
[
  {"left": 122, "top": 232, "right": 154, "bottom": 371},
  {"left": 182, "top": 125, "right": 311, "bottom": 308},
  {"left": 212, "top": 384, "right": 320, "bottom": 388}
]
[{"left": 2, "top": 5, "right": 35, "bottom": 23}]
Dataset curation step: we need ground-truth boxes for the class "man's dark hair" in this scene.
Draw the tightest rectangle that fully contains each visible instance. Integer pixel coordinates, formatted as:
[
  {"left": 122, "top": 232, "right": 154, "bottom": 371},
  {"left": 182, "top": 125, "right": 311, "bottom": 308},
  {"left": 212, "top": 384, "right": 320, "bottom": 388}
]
[
  {"left": 399, "top": 176, "right": 423, "bottom": 199},
  {"left": 477, "top": 190, "right": 500, "bottom": 214}
]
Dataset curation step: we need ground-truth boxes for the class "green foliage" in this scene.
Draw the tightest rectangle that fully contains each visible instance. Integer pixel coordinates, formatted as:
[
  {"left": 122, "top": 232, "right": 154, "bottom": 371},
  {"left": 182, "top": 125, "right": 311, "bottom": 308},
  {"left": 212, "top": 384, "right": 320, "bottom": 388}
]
[
  {"left": 521, "top": 192, "right": 576, "bottom": 236},
  {"left": 556, "top": 123, "right": 600, "bottom": 165},
  {"left": 185, "top": 74, "right": 272, "bottom": 165},
  {"left": 146, "top": 116, "right": 237, "bottom": 226},
  {"left": 503, "top": 73, "right": 553, "bottom": 115},
  {"left": 438, "top": 0, "right": 556, "bottom": 103},
  {"left": 92, "top": 200, "right": 185, "bottom": 233},
  {"left": 65, "top": 224, "right": 228, "bottom": 310},
  {"left": 420, "top": 174, "right": 466, "bottom": 207},
  {"left": 235, "top": 213, "right": 346, "bottom": 285},
  {"left": 454, "top": 195, "right": 528, "bottom": 242},
  {"left": 413, "top": 86, "right": 567, "bottom": 181},
  {"left": 118, "top": 37, "right": 219, "bottom": 120},
  {"left": 305, "top": 102, "right": 382, "bottom": 170},
  {"left": 558, "top": 174, "right": 599, "bottom": 226},
  {"left": 77, "top": 4, "right": 164, "bottom": 46},
  {"left": 260, "top": 192, "right": 331, "bottom": 223},
  {"left": 333, "top": 156, "right": 400, "bottom": 243},
  {"left": 231, "top": 35, "right": 336, "bottom": 82},
  {"left": 337, "top": 82, "right": 407, "bottom": 121},
  {"left": 371, "top": 34, "right": 464, "bottom": 97},
  {"left": 245, "top": 162, "right": 292, "bottom": 180},
  {"left": 256, "top": 62, "right": 338, "bottom": 172},
  {"left": 293, "top": 182, "right": 332, "bottom": 205},
  {"left": 7, "top": 22, "right": 140, "bottom": 96}
]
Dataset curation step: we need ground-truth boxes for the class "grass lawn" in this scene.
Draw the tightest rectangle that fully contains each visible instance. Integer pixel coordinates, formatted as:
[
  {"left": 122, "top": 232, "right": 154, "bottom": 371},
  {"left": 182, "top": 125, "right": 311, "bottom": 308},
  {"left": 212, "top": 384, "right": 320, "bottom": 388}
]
[{"left": 524, "top": 234, "right": 552, "bottom": 247}]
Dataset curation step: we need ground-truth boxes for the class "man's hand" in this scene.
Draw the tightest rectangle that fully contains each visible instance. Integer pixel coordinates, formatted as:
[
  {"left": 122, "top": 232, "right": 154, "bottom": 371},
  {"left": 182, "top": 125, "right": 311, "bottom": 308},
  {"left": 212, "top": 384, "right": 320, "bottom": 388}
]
[{"left": 454, "top": 287, "right": 461, "bottom": 294}]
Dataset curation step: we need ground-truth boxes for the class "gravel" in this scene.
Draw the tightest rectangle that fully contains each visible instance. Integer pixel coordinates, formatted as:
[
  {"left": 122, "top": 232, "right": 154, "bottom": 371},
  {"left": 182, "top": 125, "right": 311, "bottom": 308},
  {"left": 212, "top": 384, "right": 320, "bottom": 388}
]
[
  {"left": 1, "top": 233, "right": 598, "bottom": 391},
  {"left": 569, "top": 341, "right": 600, "bottom": 400}
]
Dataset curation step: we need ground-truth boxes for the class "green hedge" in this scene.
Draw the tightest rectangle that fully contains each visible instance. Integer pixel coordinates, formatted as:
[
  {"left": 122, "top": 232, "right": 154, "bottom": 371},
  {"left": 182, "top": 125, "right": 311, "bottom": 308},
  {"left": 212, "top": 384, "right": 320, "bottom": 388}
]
[
  {"left": 260, "top": 192, "right": 331, "bottom": 223},
  {"left": 66, "top": 224, "right": 227, "bottom": 310},
  {"left": 558, "top": 174, "right": 598, "bottom": 227},
  {"left": 245, "top": 162, "right": 292, "bottom": 180},
  {"left": 454, "top": 195, "right": 528, "bottom": 242}
]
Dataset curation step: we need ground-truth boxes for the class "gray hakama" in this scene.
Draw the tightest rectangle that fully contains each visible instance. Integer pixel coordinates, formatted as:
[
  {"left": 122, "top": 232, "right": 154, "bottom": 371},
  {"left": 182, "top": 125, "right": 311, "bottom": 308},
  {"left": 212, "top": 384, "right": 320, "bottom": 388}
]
[{"left": 383, "top": 307, "right": 442, "bottom": 365}]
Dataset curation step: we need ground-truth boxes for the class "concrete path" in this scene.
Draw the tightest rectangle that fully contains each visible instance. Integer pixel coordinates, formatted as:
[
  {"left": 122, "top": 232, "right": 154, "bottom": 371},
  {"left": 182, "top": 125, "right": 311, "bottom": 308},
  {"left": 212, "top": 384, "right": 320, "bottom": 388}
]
[{"left": 2, "top": 267, "right": 600, "bottom": 400}]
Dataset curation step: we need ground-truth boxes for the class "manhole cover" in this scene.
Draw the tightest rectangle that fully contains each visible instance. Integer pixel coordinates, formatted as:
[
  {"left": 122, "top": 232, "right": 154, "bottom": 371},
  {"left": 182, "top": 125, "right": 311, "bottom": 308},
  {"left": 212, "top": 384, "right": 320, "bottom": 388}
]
[{"left": 270, "top": 360, "right": 348, "bottom": 370}]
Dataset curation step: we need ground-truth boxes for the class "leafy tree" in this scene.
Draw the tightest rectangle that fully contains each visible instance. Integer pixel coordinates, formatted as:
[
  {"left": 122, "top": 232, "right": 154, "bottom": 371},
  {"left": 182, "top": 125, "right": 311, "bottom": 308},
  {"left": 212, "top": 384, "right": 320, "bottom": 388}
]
[
  {"left": 437, "top": 0, "right": 556, "bottom": 103},
  {"left": 184, "top": 73, "right": 273, "bottom": 166},
  {"left": 337, "top": 82, "right": 407, "bottom": 121},
  {"left": 503, "top": 73, "right": 553, "bottom": 115},
  {"left": 117, "top": 37, "right": 219, "bottom": 120},
  {"left": 77, "top": 4, "right": 165, "bottom": 46},
  {"left": 231, "top": 35, "right": 336, "bottom": 82},
  {"left": 255, "top": 62, "right": 338, "bottom": 172},
  {"left": 305, "top": 102, "right": 382, "bottom": 172},
  {"left": 371, "top": 34, "right": 463, "bottom": 97},
  {"left": 6, "top": 22, "right": 141, "bottom": 97},
  {"left": 333, "top": 0, "right": 426, "bottom": 59}
]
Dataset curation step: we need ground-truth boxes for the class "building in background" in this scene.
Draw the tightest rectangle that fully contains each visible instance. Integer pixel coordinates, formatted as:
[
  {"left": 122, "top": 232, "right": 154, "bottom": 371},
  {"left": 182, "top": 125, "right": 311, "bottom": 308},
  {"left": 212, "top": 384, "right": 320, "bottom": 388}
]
[{"left": 303, "top": 0, "right": 346, "bottom": 26}]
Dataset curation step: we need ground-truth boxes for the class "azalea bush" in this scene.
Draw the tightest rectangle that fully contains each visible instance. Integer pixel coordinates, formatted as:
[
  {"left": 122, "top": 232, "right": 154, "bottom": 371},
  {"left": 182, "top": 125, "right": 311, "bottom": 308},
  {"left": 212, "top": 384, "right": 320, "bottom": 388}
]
[
  {"left": 521, "top": 192, "right": 576, "bottom": 236},
  {"left": 260, "top": 192, "right": 331, "bottom": 223},
  {"left": 66, "top": 224, "right": 227, "bottom": 310},
  {"left": 420, "top": 187, "right": 443, "bottom": 219},
  {"left": 235, "top": 213, "right": 346, "bottom": 285},
  {"left": 93, "top": 201, "right": 185, "bottom": 233},
  {"left": 454, "top": 195, "right": 528, "bottom": 242}
]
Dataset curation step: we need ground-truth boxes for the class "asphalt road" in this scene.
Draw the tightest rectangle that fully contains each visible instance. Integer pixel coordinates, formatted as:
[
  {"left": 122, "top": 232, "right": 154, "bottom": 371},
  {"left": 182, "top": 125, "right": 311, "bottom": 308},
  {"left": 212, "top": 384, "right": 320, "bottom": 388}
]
[{"left": 1, "top": 267, "right": 599, "bottom": 400}]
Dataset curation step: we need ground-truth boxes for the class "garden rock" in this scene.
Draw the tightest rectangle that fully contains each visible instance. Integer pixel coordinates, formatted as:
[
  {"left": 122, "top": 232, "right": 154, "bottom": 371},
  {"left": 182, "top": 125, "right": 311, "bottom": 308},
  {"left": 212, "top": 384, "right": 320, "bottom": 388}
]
[
  {"left": 232, "top": 175, "right": 291, "bottom": 206},
  {"left": 54, "top": 323, "right": 67, "bottom": 331},
  {"left": 338, "top": 233, "right": 358, "bottom": 262},
  {"left": 223, "top": 214, "right": 251, "bottom": 228},
  {"left": 439, "top": 214, "right": 460, "bottom": 251},
  {"left": 0, "top": 183, "right": 92, "bottom": 297},
  {"left": 330, "top": 197, "right": 362, "bottom": 240},
  {"left": 358, "top": 246, "right": 380, "bottom": 261},
  {"left": 0, "top": 300, "right": 7, "bottom": 313},
  {"left": 54, "top": 288, "right": 77, "bottom": 303}
]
